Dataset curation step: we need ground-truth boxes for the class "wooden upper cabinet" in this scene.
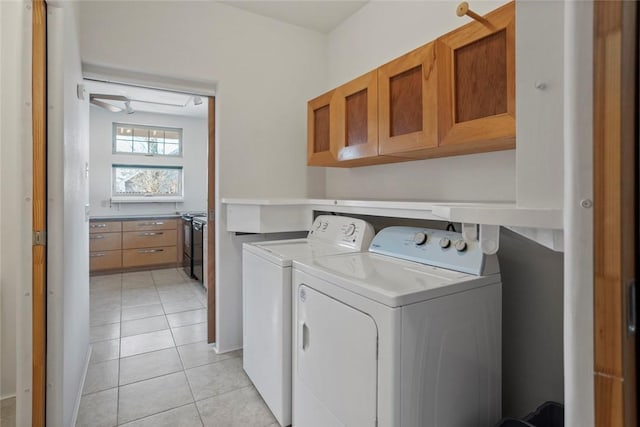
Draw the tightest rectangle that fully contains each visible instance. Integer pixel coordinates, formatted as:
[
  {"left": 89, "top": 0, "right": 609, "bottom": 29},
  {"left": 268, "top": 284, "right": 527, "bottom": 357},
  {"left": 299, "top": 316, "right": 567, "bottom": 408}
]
[
  {"left": 436, "top": 1, "right": 515, "bottom": 152},
  {"left": 334, "top": 70, "right": 379, "bottom": 163},
  {"left": 378, "top": 42, "right": 438, "bottom": 158},
  {"left": 307, "top": 90, "right": 337, "bottom": 166}
]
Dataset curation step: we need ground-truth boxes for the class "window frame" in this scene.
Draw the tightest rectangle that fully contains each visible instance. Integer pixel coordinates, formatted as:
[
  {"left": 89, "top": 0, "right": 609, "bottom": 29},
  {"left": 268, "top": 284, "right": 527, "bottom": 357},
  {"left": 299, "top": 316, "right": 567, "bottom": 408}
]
[
  {"left": 111, "top": 164, "right": 184, "bottom": 202},
  {"left": 112, "top": 123, "right": 183, "bottom": 157}
]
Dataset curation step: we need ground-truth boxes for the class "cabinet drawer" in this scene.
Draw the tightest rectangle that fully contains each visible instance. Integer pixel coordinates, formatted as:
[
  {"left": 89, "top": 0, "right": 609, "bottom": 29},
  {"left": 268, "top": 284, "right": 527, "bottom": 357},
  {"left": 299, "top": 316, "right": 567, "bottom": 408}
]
[
  {"left": 123, "top": 229, "right": 177, "bottom": 249},
  {"left": 122, "top": 246, "right": 177, "bottom": 268},
  {"left": 89, "top": 221, "right": 122, "bottom": 234},
  {"left": 90, "top": 232, "right": 122, "bottom": 252},
  {"left": 90, "top": 250, "right": 122, "bottom": 271},
  {"left": 123, "top": 219, "right": 177, "bottom": 232}
]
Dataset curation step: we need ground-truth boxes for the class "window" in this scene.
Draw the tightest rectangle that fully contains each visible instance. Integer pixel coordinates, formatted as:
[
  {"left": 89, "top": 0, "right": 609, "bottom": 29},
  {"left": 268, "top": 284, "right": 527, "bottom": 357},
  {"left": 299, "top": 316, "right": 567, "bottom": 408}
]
[
  {"left": 113, "top": 123, "right": 182, "bottom": 156},
  {"left": 112, "top": 165, "right": 183, "bottom": 199}
]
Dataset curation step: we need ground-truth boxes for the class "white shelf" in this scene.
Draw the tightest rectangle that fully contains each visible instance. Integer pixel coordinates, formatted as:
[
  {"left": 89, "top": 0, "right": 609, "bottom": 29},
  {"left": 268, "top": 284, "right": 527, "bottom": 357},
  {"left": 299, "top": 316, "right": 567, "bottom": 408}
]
[
  {"left": 222, "top": 198, "right": 563, "bottom": 233},
  {"left": 430, "top": 203, "right": 563, "bottom": 229}
]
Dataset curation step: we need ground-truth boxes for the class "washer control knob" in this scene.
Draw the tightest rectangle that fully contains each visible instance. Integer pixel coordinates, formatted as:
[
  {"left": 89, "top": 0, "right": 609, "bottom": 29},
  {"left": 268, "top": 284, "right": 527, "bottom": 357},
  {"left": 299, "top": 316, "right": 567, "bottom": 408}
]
[
  {"left": 439, "top": 237, "right": 451, "bottom": 248},
  {"left": 345, "top": 223, "right": 356, "bottom": 236},
  {"left": 315, "top": 221, "right": 322, "bottom": 230},
  {"left": 321, "top": 222, "right": 328, "bottom": 231},
  {"left": 413, "top": 232, "right": 428, "bottom": 245},
  {"left": 454, "top": 240, "right": 467, "bottom": 252}
]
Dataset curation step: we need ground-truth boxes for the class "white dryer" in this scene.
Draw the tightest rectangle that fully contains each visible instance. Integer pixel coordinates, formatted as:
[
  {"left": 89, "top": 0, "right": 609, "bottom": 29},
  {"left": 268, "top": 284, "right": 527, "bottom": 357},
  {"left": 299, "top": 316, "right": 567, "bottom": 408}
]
[
  {"left": 292, "top": 226, "right": 502, "bottom": 427},
  {"left": 242, "top": 215, "right": 375, "bottom": 427}
]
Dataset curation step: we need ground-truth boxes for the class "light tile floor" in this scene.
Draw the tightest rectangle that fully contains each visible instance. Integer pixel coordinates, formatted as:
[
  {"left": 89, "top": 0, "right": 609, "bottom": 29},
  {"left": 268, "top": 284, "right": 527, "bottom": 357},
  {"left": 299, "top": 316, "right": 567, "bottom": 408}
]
[
  {"left": 78, "top": 268, "right": 277, "bottom": 427},
  {"left": 0, "top": 397, "right": 16, "bottom": 427}
]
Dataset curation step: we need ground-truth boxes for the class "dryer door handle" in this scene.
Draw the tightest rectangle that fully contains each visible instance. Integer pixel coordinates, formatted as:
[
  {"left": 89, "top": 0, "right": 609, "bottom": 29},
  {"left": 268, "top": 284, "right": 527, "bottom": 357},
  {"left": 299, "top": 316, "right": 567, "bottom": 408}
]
[{"left": 299, "top": 322, "right": 309, "bottom": 351}]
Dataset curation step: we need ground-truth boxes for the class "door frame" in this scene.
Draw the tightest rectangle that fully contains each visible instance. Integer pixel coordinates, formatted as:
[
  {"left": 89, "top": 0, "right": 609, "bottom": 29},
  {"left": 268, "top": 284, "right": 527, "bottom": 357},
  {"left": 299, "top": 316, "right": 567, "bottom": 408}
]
[
  {"left": 207, "top": 96, "right": 216, "bottom": 343},
  {"left": 593, "top": 1, "right": 638, "bottom": 425},
  {"left": 32, "top": 0, "right": 48, "bottom": 425}
]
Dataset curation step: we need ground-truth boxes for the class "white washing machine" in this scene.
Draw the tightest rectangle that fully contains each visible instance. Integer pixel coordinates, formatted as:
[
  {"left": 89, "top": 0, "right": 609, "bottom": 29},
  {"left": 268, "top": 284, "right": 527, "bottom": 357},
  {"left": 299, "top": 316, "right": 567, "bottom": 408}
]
[
  {"left": 242, "top": 215, "right": 375, "bottom": 427},
  {"left": 292, "top": 226, "right": 502, "bottom": 427}
]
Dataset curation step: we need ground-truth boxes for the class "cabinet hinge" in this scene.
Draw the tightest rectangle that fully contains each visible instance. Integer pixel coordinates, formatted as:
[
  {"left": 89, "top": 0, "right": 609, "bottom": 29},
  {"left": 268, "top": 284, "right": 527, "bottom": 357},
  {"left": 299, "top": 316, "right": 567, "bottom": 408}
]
[
  {"left": 33, "top": 230, "right": 47, "bottom": 246},
  {"left": 628, "top": 281, "right": 636, "bottom": 336}
]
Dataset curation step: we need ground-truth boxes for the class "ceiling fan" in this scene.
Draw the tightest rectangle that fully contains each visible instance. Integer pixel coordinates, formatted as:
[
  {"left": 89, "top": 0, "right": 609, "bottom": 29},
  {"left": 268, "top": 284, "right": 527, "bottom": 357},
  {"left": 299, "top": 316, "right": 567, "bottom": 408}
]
[{"left": 89, "top": 93, "right": 134, "bottom": 114}]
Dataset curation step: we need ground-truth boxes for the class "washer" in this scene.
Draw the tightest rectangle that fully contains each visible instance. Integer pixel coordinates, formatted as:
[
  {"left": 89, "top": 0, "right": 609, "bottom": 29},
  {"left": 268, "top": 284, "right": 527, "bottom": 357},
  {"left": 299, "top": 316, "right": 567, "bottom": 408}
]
[
  {"left": 292, "top": 226, "right": 502, "bottom": 427},
  {"left": 243, "top": 215, "right": 375, "bottom": 427}
]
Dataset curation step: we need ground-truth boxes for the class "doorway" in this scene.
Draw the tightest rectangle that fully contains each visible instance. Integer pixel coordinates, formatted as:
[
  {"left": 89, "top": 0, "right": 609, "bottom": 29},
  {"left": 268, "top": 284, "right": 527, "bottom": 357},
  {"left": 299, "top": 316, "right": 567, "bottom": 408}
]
[{"left": 81, "top": 79, "right": 216, "bottom": 346}]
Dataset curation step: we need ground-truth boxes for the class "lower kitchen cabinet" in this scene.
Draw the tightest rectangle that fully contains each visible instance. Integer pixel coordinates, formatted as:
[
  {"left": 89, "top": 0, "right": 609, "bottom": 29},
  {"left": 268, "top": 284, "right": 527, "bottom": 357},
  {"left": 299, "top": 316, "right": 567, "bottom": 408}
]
[
  {"left": 90, "top": 250, "right": 122, "bottom": 271},
  {"left": 89, "top": 217, "right": 180, "bottom": 274},
  {"left": 122, "top": 246, "right": 178, "bottom": 268}
]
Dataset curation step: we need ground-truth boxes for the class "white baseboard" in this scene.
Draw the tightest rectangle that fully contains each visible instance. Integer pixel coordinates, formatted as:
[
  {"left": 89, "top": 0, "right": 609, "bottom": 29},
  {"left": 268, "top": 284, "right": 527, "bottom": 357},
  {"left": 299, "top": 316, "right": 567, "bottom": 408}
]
[
  {"left": 70, "top": 345, "right": 92, "bottom": 427},
  {"left": 213, "top": 343, "right": 242, "bottom": 354},
  {"left": 0, "top": 393, "right": 16, "bottom": 401}
]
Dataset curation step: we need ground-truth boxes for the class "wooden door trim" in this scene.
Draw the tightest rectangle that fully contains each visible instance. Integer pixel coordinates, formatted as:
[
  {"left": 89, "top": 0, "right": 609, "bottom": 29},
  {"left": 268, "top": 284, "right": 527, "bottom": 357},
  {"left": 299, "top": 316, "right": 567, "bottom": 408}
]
[
  {"left": 593, "top": 1, "right": 637, "bottom": 425},
  {"left": 207, "top": 97, "right": 216, "bottom": 343},
  {"left": 32, "top": 1, "right": 47, "bottom": 426}
]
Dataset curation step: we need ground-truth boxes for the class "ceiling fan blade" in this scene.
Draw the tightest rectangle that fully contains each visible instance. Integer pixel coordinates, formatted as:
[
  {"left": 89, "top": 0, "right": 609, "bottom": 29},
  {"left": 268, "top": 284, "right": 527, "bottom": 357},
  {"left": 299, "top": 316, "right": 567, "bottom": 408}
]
[
  {"left": 90, "top": 98, "right": 124, "bottom": 113},
  {"left": 90, "top": 93, "right": 129, "bottom": 102}
]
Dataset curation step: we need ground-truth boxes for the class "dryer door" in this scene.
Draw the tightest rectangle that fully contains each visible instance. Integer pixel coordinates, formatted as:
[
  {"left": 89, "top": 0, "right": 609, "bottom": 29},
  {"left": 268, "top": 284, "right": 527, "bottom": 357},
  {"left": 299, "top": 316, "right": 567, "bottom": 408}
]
[{"left": 296, "top": 284, "right": 378, "bottom": 426}]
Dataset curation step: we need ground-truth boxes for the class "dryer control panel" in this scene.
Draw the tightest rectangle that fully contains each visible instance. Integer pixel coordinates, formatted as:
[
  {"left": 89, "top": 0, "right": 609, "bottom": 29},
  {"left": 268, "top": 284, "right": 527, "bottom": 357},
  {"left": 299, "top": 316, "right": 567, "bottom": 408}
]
[
  {"left": 369, "top": 226, "right": 499, "bottom": 276},
  {"left": 307, "top": 215, "right": 375, "bottom": 250}
]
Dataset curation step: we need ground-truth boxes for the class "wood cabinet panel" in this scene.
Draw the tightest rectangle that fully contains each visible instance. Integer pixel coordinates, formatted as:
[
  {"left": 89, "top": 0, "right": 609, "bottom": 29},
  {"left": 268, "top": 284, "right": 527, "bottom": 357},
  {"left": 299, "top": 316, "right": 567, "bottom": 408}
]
[
  {"left": 379, "top": 42, "right": 437, "bottom": 158},
  {"left": 89, "top": 232, "right": 121, "bottom": 252},
  {"left": 122, "top": 218, "right": 177, "bottom": 232},
  {"left": 454, "top": 30, "right": 507, "bottom": 122},
  {"left": 334, "top": 70, "right": 384, "bottom": 165},
  {"left": 436, "top": 1, "right": 515, "bottom": 151},
  {"left": 123, "top": 229, "right": 177, "bottom": 249},
  {"left": 122, "top": 246, "right": 178, "bottom": 268},
  {"left": 307, "top": 90, "right": 337, "bottom": 166},
  {"left": 89, "top": 221, "right": 121, "bottom": 234},
  {"left": 90, "top": 250, "right": 122, "bottom": 271}
]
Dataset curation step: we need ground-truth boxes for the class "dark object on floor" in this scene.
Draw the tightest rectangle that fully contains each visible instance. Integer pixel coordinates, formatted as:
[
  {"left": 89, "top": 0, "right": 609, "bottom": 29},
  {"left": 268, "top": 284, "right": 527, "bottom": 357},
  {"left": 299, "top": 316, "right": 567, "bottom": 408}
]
[{"left": 496, "top": 401, "right": 564, "bottom": 427}]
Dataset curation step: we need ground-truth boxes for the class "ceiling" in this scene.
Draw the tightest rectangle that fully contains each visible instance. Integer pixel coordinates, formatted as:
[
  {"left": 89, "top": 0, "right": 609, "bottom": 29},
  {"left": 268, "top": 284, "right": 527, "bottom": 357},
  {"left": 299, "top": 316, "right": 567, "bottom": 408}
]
[
  {"left": 84, "top": 80, "right": 208, "bottom": 119},
  {"left": 221, "top": 1, "right": 368, "bottom": 33}
]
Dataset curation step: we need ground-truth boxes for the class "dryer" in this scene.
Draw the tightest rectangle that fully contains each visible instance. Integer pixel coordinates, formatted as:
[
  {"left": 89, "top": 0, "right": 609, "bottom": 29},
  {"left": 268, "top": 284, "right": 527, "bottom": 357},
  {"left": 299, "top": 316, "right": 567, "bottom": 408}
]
[
  {"left": 242, "top": 215, "right": 375, "bottom": 427},
  {"left": 292, "top": 226, "right": 502, "bottom": 427}
]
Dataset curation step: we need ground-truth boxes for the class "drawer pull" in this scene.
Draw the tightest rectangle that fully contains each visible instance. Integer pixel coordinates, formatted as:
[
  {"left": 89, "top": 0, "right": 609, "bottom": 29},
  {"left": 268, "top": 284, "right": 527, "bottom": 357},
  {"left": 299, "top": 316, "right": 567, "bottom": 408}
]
[
  {"left": 142, "top": 232, "right": 163, "bottom": 236},
  {"left": 90, "top": 235, "right": 105, "bottom": 240},
  {"left": 90, "top": 223, "right": 107, "bottom": 228},
  {"left": 137, "top": 248, "right": 164, "bottom": 254},
  {"left": 139, "top": 221, "right": 164, "bottom": 226},
  {"left": 91, "top": 252, "right": 106, "bottom": 257}
]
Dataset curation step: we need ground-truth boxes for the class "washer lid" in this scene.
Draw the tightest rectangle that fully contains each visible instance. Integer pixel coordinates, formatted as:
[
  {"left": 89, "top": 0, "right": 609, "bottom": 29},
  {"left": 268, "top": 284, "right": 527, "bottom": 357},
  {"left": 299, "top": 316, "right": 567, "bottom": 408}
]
[
  {"left": 244, "top": 239, "right": 360, "bottom": 267},
  {"left": 293, "top": 252, "right": 500, "bottom": 307}
]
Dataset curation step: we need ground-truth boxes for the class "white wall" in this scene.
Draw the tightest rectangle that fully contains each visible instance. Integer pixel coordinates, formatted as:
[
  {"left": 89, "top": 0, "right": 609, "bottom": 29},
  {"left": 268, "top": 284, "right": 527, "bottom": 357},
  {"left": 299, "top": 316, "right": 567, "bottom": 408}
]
[
  {"left": 89, "top": 108, "right": 208, "bottom": 217},
  {"left": 0, "top": 2, "right": 33, "bottom": 426},
  {"left": 47, "top": 3, "right": 91, "bottom": 426},
  {"left": 78, "top": 0, "right": 328, "bottom": 352},
  {"left": 78, "top": 1, "right": 327, "bottom": 200},
  {"left": 325, "top": 0, "right": 515, "bottom": 202}
]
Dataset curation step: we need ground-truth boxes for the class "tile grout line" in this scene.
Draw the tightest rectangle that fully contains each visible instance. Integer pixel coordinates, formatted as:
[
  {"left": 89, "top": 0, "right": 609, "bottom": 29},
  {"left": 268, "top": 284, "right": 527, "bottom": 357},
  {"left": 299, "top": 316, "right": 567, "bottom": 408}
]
[{"left": 116, "top": 272, "right": 123, "bottom": 426}]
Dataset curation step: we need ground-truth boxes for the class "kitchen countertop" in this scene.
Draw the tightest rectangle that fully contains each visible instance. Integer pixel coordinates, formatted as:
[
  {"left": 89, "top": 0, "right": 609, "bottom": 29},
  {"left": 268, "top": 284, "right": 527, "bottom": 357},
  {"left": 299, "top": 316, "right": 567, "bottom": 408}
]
[{"left": 90, "top": 214, "right": 182, "bottom": 221}]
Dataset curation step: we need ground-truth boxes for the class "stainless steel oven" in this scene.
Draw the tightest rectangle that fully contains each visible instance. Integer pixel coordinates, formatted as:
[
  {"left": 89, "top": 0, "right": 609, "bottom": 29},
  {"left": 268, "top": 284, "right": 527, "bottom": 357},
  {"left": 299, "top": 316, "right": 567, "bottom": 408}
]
[
  {"left": 182, "top": 214, "right": 194, "bottom": 278},
  {"left": 192, "top": 217, "right": 206, "bottom": 283}
]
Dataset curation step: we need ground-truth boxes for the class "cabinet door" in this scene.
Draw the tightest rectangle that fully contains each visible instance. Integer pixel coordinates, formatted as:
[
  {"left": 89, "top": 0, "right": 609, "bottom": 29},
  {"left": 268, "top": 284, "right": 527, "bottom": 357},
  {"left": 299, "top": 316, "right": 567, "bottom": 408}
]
[
  {"left": 307, "top": 90, "right": 338, "bottom": 166},
  {"left": 436, "top": 1, "right": 515, "bottom": 152},
  {"left": 378, "top": 42, "right": 438, "bottom": 158},
  {"left": 90, "top": 250, "right": 122, "bottom": 272},
  {"left": 334, "top": 70, "right": 379, "bottom": 163}
]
